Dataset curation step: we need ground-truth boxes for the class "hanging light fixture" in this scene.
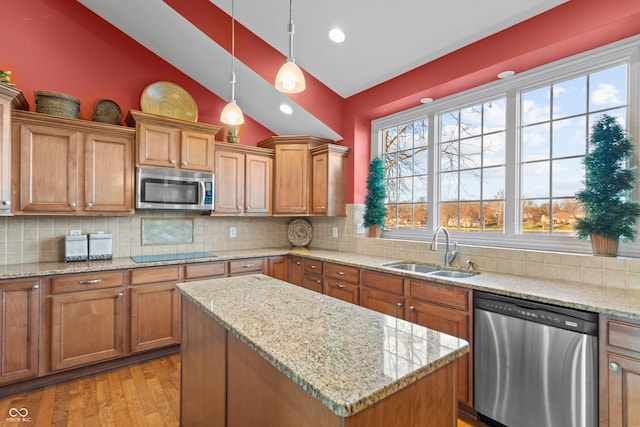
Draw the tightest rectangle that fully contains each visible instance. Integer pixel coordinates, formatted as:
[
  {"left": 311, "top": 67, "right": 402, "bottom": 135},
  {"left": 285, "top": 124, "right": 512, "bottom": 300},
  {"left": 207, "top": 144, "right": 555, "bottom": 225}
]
[
  {"left": 275, "top": 0, "right": 306, "bottom": 93},
  {"left": 220, "top": 0, "right": 244, "bottom": 126}
]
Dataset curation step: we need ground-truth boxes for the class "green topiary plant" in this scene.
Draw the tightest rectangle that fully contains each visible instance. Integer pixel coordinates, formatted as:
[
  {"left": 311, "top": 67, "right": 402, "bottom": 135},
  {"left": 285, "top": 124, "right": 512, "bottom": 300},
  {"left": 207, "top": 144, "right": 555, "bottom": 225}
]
[
  {"left": 0, "top": 70, "right": 14, "bottom": 87},
  {"left": 363, "top": 157, "right": 386, "bottom": 236},
  {"left": 575, "top": 114, "right": 640, "bottom": 256}
]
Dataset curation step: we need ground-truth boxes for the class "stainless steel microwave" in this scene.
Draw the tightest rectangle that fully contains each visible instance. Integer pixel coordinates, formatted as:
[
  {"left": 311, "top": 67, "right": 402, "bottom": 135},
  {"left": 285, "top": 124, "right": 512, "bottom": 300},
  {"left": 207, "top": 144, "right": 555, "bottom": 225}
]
[{"left": 136, "top": 167, "right": 213, "bottom": 211}]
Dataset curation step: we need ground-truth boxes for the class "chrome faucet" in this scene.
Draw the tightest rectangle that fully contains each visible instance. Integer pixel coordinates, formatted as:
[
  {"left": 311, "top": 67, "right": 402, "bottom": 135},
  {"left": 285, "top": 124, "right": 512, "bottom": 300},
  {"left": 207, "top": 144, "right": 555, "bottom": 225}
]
[{"left": 430, "top": 226, "right": 458, "bottom": 267}]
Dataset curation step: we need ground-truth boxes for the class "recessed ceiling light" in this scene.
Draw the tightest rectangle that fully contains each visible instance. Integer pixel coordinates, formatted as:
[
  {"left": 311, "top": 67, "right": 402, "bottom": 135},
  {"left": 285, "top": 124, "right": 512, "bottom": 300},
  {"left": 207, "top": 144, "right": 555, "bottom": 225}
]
[
  {"left": 280, "top": 104, "right": 293, "bottom": 115},
  {"left": 420, "top": 97, "right": 434, "bottom": 104},
  {"left": 328, "top": 28, "right": 345, "bottom": 43},
  {"left": 498, "top": 70, "right": 515, "bottom": 79}
]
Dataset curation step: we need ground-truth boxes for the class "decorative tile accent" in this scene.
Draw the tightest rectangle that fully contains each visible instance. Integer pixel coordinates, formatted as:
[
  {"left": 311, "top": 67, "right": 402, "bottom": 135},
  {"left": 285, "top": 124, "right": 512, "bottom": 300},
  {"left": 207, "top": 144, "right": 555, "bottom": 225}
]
[{"left": 141, "top": 219, "right": 194, "bottom": 245}]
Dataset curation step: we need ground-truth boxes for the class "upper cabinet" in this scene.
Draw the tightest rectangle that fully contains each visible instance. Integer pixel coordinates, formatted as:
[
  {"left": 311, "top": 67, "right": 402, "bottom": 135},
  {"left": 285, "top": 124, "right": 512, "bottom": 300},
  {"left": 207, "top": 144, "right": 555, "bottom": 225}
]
[
  {"left": 0, "top": 86, "right": 28, "bottom": 215},
  {"left": 257, "top": 136, "right": 349, "bottom": 216},
  {"left": 11, "top": 110, "right": 135, "bottom": 215},
  {"left": 127, "top": 110, "right": 221, "bottom": 172},
  {"left": 213, "top": 142, "right": 273, "bottom": 215}
]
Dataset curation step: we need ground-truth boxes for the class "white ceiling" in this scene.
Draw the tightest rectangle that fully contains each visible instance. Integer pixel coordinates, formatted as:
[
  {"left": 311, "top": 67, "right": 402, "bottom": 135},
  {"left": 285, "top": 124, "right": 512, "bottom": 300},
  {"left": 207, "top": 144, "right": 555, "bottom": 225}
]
[{"left": 77, "top": 0, "right": 566, "bottom": 139}]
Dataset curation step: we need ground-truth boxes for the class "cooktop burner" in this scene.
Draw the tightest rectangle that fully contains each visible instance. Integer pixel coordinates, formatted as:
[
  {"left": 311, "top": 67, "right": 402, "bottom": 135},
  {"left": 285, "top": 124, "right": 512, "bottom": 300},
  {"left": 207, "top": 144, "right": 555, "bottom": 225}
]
[{"left": 131, "top": 251, "right": 215, "bottom": 263}]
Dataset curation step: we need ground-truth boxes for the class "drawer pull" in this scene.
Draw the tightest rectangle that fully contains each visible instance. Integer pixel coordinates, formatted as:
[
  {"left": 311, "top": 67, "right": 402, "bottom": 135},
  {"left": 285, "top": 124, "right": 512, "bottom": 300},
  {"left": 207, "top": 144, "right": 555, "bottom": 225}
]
[
  {"left": 32, "top": 285, "right": 40, "bottom": 290},
  {"left": 117, "top": 292, "right": 124, "bottom": 298},
  {"left": 310, "top": 265, "right": 316, "bottom": 269},
  {"left": 334, "top": 284, "right": 346, "bottom": 289},
  {"left": 79, "top": 279, "right": 102, "bottom": 285},
  {"left": 337, "top": 271, "right": 345, "bottom": 275},
  {"left": 241, "top": 263, "right": 255, "bottom": 268},
  {"left": 609, "top": 362, "right": 620, "bottom": 372},
  {"left": 296, "top": 261, "right": 301, "bottom": 265}
]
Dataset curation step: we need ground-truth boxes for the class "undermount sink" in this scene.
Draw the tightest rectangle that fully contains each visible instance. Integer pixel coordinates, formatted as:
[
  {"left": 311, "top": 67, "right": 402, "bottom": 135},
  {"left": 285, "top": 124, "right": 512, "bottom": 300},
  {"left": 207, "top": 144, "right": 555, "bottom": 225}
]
[
  {"left": 382, "top": 262, "right": 441, "bottom": 274},
  {"left": 383, "top": 261, "right": 478, "bottom": 279}
]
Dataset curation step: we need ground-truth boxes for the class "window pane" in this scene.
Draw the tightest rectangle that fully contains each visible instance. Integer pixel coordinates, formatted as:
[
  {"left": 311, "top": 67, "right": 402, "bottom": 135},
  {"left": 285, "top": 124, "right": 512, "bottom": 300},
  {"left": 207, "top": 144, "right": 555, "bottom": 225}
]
[
  {"left": 440, "top": 171, "right": 458, "bottom": 201},
  {"left": 415, "top": 120, "right": 428, "bottom": 147},
  {"left": 397, "top": 204, "right": 413, "bottom": 227},
  {"left": 553, "top": 76, "right": 587, "bottom": 119},
  {"left": 385, "top": 178, "right": 397, "bottom": 204},
  {"left": 398, "top": 177, "right": 413, "bottom": 203},
  {"left": 385, "top": 205, "right": 398, "bottom": 228},
  {"left": 483, "top": 132, "right": 505, "bottom": 167},
  {"left": 522, "top": 86, "right": 550, "bottom": 125},
  {"left": 522, "top": 200, "right": 550, "bottom": 233},
  {"left": 384, "top": 127, "right": 398, "bottom": 153},
  {"left": 552, "top": 116, "right": 586, "bottom": 158},
  {"left": 460, "top": 170, "right": 481, "bottom": 200},
  {"left": 552, "top": 157, "right": 584, "bottom": 197},
  {"left": 460, "top": 202, "right": 481, "bottom": 231},
  {"left": 384, "top": 153, "right": 397, "bottom": 179},
  {"left": 413, "top": 147, "right": 428, "bottom": 175},
  {"left": 484, "top": 98, "right": 506, "bottom": 131},
  {"left": 397, "top": 150, "right": 414, "bottom": 177},
  {"left": 441, "top": 111, "right": 459, "bottom": 142},
  {"left": 483, "top": 201, "right": 505, "bottom": 232},
  {"left": 414, "top": 175, "right": 428, "bottom": 202},
  {"left": 589, "top": 65, "right": 627, "bottom": 111},
  {"left": 398, "top": 123, "right": 413, "bottom": 151},
  {"left": 552, "top": 199, "right": 582, "bottom": 233},
  {"left": 440, "top": 141, "right": 458, "bottom": 171},
  {"left": 522, "top": 161, "right": 550, "bottom": 199},
  {"left": 440, "top": 202, "right": 458, "bottom": 228},
  {"left": 483, "top": 166, "right": 506, "bottom": 200},
  {"left": 414, "top": 203, "right": 428, "bottom": 227},
  {"left": 522, "top": 123, "right": 550, "bottom": 161},
  {"left": 461, "top": 106, "right": 481, "bottom": 137},
  {"left": 460, "top": 137, "right": 481, "bottom": 170}
]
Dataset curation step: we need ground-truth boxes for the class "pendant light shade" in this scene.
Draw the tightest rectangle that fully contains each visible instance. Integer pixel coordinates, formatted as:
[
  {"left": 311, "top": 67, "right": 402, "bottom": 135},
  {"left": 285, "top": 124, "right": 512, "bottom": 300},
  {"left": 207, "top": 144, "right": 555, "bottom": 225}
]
[
  {"left": 275, "top": 0, "right": 306, "bottom": 94},
  {"left": 221, "top": 0, "right": 244, "bottom": 125}
]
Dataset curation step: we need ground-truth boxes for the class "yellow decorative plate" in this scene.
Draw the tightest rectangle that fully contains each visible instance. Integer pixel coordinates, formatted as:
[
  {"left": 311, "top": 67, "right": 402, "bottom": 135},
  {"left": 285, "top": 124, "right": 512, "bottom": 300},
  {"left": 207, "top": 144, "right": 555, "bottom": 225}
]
[{"left": 140, "top": 81, "right": 198, "bottom": 121}]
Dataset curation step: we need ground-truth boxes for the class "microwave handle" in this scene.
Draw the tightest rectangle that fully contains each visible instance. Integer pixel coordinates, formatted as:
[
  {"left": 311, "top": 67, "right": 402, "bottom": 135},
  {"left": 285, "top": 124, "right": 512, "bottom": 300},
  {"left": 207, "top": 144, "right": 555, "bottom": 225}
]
[{"left": 199, "top": 181, "right": 206, "bottom": 207}]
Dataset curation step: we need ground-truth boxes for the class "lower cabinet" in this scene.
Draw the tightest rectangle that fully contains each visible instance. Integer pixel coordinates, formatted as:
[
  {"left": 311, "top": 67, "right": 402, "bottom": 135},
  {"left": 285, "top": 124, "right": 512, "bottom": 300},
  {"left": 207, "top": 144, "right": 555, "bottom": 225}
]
[
  {"left": 50, "top": 272, "right": 125, "bottom": 371},
  {"left": 0, "top": 279, "right": 40, "bottom": 384},
  {"left": 360, "top": 270, "right": 405, "bottom": 318},
  {"left": 266, "top": 256, "right": 288, "bottom": 281},
  {"left": 229, "top": 258, "right": 265, "bottom": 276},
  {"left": 130, "top": 266, "right": 182, "bottom": 353},
  {"left": 287, "top": 256, "right": 304, "bottom": 286},
  {"left": 323, "top": 262, "right": 359, "bottom": 304},
  {"left": 600, "top": 315, "right": 640, "bottom": 427}
]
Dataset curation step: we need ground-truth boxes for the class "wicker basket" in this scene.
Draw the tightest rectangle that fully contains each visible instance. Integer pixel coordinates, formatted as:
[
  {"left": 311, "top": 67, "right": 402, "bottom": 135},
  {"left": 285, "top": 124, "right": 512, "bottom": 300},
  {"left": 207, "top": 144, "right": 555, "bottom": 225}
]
[
  {"left": 35, "top": 91, "right": 80, "bottom": 119},
  {"left": 590, "top": 234, "right": 619, "bottom": 257}
]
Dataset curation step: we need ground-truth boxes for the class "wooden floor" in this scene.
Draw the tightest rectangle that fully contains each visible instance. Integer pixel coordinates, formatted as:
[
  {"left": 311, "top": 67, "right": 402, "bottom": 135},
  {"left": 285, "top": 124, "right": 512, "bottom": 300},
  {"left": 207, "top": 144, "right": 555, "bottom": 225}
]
[{"left": 0, "top": 354, "right": 488, "bottom": 426}]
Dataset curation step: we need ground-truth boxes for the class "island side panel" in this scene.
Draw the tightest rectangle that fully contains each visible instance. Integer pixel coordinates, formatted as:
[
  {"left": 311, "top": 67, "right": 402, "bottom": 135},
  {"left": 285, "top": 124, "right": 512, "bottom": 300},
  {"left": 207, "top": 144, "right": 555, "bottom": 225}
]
[
  {"left": 226, "top": 333, "right": 341, "bottom": 427},
  {"left": 180, "top": 297, "right": 227, "bottom": 427}
]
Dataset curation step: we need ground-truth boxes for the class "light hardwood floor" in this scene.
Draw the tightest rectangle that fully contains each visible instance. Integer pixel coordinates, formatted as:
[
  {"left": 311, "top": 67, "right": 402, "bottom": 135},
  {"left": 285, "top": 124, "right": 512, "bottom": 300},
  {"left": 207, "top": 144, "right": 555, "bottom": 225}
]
[{"left": 0, "top": 354, "right": 487, "bottom": 426}]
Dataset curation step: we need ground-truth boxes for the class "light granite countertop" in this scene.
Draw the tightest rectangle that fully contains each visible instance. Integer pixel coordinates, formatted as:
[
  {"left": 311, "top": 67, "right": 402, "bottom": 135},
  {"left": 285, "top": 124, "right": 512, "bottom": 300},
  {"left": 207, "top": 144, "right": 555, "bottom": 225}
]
[
  {"left": 1, "top": 246, "right": 639, "bottom": 320},
  {"left": 177, "top": 274, "right": 469, "bottom": 417}
]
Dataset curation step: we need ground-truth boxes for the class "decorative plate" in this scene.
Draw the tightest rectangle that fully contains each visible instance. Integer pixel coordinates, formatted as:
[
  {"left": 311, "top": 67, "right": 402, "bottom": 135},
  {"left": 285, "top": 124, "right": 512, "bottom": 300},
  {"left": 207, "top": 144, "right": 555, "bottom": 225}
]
[
  {"left": 92, "top": 99, "right": 121, "bottom": 124},
  {"left": 140, "top": 81, "right": 198, "bottom": 121},
  {"left": 287, "top": 219, "right": 313, "bottom": 247}
]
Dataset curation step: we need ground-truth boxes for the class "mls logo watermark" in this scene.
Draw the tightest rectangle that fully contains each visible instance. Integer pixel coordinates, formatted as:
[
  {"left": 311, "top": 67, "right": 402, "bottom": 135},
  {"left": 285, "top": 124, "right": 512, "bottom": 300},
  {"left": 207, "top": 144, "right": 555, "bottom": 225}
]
[{"left": 6, "top": 407, "right": 31, "bottom": 423}]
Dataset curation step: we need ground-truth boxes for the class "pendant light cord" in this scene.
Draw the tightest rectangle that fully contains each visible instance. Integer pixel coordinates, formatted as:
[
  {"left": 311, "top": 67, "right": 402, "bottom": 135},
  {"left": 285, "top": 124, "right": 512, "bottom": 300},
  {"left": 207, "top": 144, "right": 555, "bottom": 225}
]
[
  {"left": 230, "top": 0, "right": 237, "bottom": 102},
  {"left": 288, "top": 0, "right": 295, "bottom": 62}
]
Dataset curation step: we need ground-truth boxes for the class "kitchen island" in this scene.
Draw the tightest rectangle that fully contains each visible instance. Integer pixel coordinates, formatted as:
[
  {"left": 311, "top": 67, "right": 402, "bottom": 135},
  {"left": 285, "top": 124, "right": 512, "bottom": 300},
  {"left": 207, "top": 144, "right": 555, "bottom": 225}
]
[{"left": 177, "top": 274, "right": 469, "bottom": 427}]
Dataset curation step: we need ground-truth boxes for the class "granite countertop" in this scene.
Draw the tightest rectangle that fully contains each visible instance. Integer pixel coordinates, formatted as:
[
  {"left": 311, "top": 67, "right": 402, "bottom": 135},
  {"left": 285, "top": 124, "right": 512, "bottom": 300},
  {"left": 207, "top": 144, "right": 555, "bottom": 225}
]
[
  {"left": 177, "top": 274, "right": 469, "bottom": 417},
  {"left": 2, "top": 246, "right": 639, "bottom": 320}
]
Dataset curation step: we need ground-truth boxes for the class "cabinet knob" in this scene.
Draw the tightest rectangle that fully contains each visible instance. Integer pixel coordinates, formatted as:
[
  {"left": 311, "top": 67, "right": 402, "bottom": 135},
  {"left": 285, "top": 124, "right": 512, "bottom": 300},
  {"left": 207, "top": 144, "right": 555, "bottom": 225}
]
[
  {"left": 32, "top": 284, "right": 40, "bottom": 290},
  {"left": 117, "top": 292, "right": 124, "bottom": 298},
  {"left": 316, "top": 279, "right": 321, "bottom": 284},
  {"left": 609, "top": 362, "right": 620, "bottom": 372},
  {"left": 409, "top": 306, "right": 415, "bottom": 311},
  {"left": 171, "top": 160, "right": 176, "bottom": 165},
  {"left": 396, "top": 302, "right": 403, "bottom": 308},
  {"left": 1, "top": 200, "right": 10, "bottom": 206},
  {"left": 86, "top": 203, "right": 93, "bottom": 208},
  {"left": 69, "top": 202, "right": 77, "bottom": 208},
  {"left": 182, "top": 161, "right": 187, "bottom": 166}
]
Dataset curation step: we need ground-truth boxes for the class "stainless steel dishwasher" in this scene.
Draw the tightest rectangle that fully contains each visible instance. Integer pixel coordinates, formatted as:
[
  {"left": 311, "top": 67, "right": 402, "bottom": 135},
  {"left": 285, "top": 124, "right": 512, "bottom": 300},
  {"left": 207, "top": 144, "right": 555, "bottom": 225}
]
[{"left": 474, "top": 291, "right": 598, "bottom": 427}]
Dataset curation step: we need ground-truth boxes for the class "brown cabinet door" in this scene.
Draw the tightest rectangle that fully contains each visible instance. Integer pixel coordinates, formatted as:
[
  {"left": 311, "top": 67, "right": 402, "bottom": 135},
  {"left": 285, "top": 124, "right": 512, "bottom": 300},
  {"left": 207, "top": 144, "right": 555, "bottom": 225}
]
[
  {"left": 130, "top": 282, "right": 180, "bottom": 353},
  {"left": 84, "top": 131, "right": 134, "bottom": 213},
  {"left": 214, "top": 149, "right": 244, "bottom": 214},
  {"left": 17, "top": 122, "right": 79, "bottom": 212},
  {"left": 266, "top": 256, "right": 288, "bottom": 282},
  {"left": 605, "top": 353, "right": 640, "bottom": 427},
  {"left": 0, "top": 280, "right": 40, "bottom": 384},
  {"left": 272, "top": 144, "right": 309, "bottom": 215},
  {"left": 181, "top": 130, "right": 214, "bottom": 172},
  {"left": 360, "top": 287, "right": 405, "bottom": 318},
  {"left": 301, "top": 274, "right": 323, "bottom": 293},
  {"left": 51, "top": 287, "right": 125, "bottom": 371},
  {"left": 323, "top": 279, "right": 359, "bottom": 305},
  {"left": 311, "top": 152, "right": 328, "bottom": 215},
  {"left": 287, "top": 256, "right": 303, "bottom": 286},
  {"left": 407, "top": 298, "right": 471, "bottom": 406},
  {"left": 245, "top": 153, "right": 271, "bottom": 214},
  {"left": 137, "top": 122, "right": 180, "bottom": 168}
]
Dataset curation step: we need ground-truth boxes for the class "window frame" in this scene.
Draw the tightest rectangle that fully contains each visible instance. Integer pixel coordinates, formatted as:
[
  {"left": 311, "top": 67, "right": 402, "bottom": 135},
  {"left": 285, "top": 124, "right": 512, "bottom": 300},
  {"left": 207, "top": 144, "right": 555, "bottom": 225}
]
[{"left": 371, "top": 35, "right": 640, "bottom": 257}]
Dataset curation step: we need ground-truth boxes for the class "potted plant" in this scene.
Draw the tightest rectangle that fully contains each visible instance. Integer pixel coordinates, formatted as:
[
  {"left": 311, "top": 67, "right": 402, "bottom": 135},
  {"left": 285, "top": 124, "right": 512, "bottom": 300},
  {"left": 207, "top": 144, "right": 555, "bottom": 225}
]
[
  {"left": 363, "top": 157, "right": 386, "bottom": 237},
  {"left": 575, "top": 114, "right": 640, "bottom": 256}
]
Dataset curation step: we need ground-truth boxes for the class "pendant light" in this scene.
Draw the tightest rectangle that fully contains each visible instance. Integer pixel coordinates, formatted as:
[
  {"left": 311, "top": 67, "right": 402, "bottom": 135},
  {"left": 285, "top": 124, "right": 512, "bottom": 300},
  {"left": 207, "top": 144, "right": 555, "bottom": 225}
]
[
  {"left": 220, "top": 0, "right": 244, "bottom": 125},
  {"left": 275, "top": 0, "right": 306, "bottom": 93}
]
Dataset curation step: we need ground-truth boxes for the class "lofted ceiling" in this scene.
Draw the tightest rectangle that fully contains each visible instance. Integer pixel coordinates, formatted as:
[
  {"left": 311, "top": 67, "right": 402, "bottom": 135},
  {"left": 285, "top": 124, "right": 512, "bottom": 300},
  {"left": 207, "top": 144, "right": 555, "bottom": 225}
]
[{"left": 77, "top": 0, "right": 566, "bottom": 140}]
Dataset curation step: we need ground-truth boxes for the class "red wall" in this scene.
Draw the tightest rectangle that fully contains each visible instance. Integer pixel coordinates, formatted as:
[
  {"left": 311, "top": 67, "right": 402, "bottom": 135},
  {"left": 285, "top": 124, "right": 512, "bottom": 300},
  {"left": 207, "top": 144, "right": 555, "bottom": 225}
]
[
  {"left": 4, "top": 0, "right": 640, "bottom": 204},
  {"left": 1, "top": 0, "right": 274, "bottom": 144}
]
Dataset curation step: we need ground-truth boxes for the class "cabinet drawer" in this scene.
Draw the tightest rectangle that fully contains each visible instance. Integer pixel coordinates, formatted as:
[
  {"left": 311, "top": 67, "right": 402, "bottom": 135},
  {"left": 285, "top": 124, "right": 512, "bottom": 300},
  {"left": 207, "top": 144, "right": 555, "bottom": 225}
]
[
  {"left": 324, "top": 279, "right": 359, "bottom": 305},
  {"left": 53, "top": 271, "right": 124, "bottom": 294},
  {"left": 303, "top": 259, "right": 323, "bottom": 275},
  {"left": 409, "top": 279, "right": 469, "bottom": 311},
  {"left": 184, "top": 262, "right": 227, "bottom": 280},
  {"left": 324, "top": 262, "right": 359, "bottom": 284},
  {"left": 607, "top": 319, "right": 640, "bottom": 353},
  {"left": 131, "top": 266, "right": 182, "bottom": 285},
  {"left": 301, "top": 273, "right": 323, "bottom": 293},
  {"left": 229, "top": 258, "right": 264, "bottom": 275},
  {"left": 360, "top": 269, "right": 404, "bottom": 295}
]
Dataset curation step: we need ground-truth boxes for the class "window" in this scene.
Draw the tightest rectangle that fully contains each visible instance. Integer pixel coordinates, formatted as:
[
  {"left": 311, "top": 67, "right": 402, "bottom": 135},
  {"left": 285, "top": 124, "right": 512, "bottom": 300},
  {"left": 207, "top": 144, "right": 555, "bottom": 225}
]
[{"left": 371, "top": 37, "right": 639, "bottom": 255}]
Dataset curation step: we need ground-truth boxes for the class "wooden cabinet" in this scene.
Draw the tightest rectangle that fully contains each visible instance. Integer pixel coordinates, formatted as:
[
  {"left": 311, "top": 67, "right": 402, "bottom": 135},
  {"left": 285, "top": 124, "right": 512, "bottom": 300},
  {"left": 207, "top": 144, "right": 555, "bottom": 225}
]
[
  {"left": 287, "top": 256, "right": 304, "bottom": 286},
  {"left": 600, "top": 315, "right": 640, "bottom": 427},
  {"left": 127, "top": 110, "right": 221, "bottom": 172},
  {"left": 258, "top": 136, "right": 349, "bottom": 216},
  {"left": 0, "top": 279, "right": 40, "bottom": 385},
  {"left": 213, "top": 142, "right": 273, "bottom": 215},
  {"left": 407, "top": 279, "right": 472, "bottom": 407},
  {"left": 0, "top": 86, "right": 28, "bottom": 215},
  {"left": 129, "top": 266, "right": 182, "bottom": 353},
  {"left": 11, "top": 110, "right": 135, "bottom": 215},
  {"left": 229, "top": 258, "right": 265, "bottom": 276},
  {"left": 184, "top": 261, "right": 227, "bottom": 281},
  {"left": 301, "top": 258, "right": 324, "bottom": 293},
  {"left": 323, "top": 262, "right": 359, "bottom": 304},
  {"left": 50, "top": 271, "right": 125, "bottom": 371},
  {"left": 360, "top": 269, "right": 405, "bottom": 318},
  {"left": 266, "top": 256, "right": 288, "bottom": 281},
  {"left": 311, "top": 144, "right": 349, "bottom": 216}
]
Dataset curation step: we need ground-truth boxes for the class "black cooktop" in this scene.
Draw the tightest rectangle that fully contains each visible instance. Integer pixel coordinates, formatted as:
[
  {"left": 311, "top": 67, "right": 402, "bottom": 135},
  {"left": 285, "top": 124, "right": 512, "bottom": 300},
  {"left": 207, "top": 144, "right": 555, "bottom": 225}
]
[{"left": 130, "top": 252, "right": 215, "bottom": 263}]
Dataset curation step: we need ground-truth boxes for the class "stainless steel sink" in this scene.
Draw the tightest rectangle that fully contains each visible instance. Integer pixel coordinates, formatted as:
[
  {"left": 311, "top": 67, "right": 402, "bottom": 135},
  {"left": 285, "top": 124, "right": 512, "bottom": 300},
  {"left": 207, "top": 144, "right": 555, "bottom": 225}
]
[
  {"left": 428, "top": 270, "right": 475, "bottom": 279},
  {"left": 383, "top": 262, "right": 442, "bottom": 274}
]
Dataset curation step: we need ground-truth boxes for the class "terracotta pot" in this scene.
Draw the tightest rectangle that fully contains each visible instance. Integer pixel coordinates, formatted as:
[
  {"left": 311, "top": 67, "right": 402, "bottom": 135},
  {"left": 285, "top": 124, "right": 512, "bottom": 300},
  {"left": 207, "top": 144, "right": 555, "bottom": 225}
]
[
  {"left": 367, "top": 225, "right": 381, "bottom": 238},
  {"left": 590, "top": 234, "right": 618, "bottom": 257}
]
